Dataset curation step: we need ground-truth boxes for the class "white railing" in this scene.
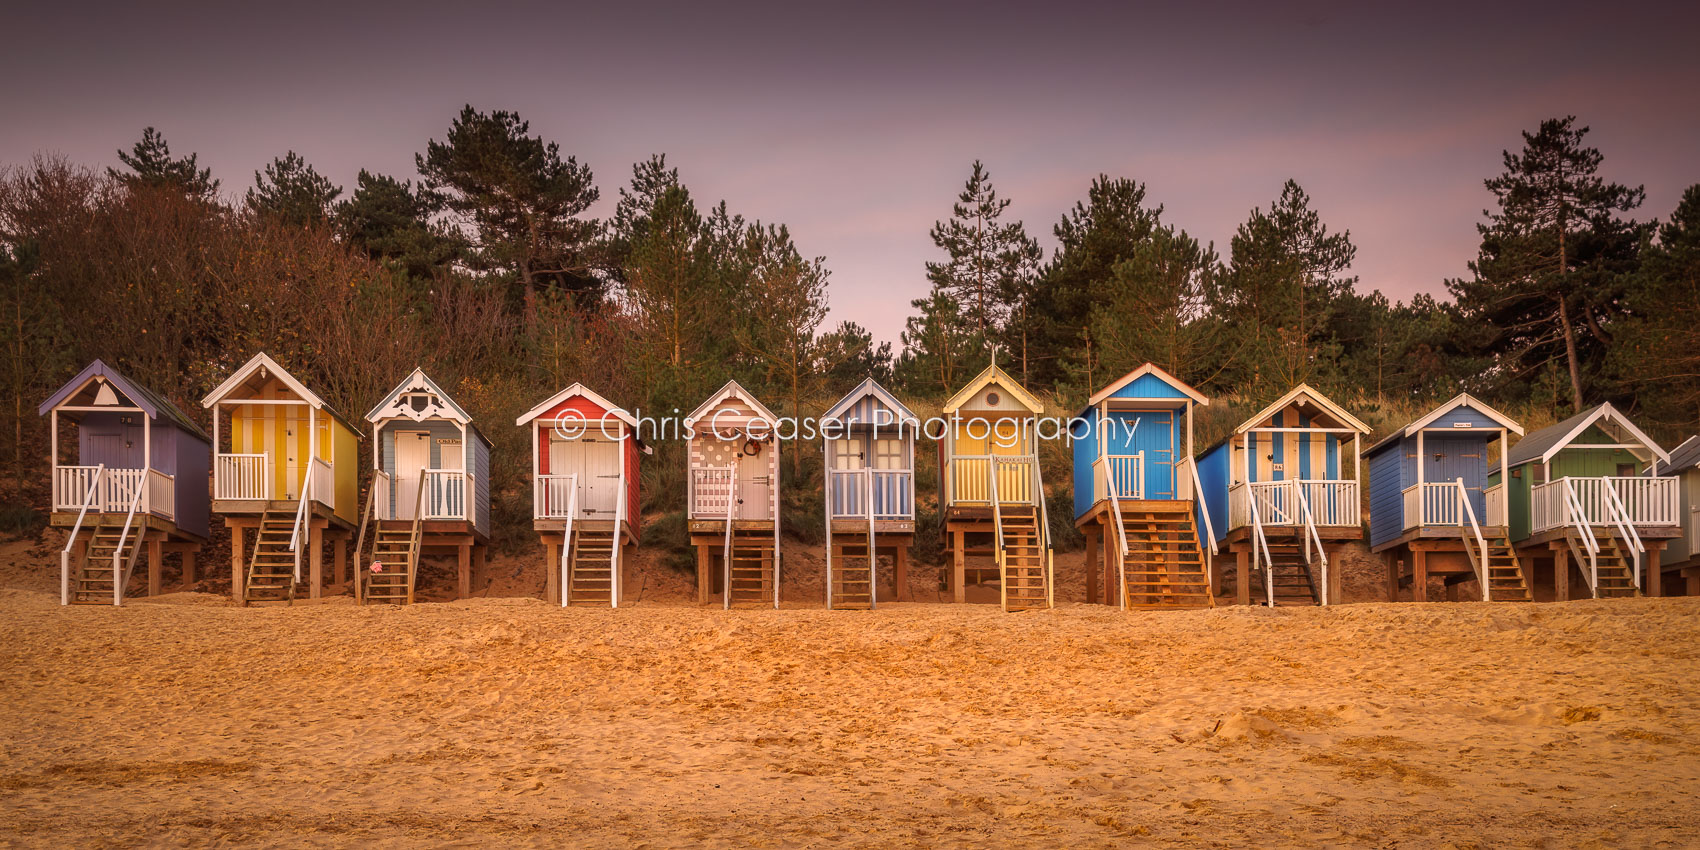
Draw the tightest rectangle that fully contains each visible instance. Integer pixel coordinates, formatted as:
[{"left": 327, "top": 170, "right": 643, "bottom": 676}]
[
  {"left": 1484, "top": 483, "right": 1507, "bottom": 527},
  {"left": 534, "top": 474, "right": 576, "bottom": 519},
  {"left": 692, "top": 467, "right": 737, "bottom": 518},
  {"left": 1404, "top": 481, "right": 1470, "bottom": 528},
  {"left": 948, "top": 455, "right": 1037, "bottom": 505},
  {"left": 611, "top": 473, "right": 626, "bottom": 608},
  {"left": 1454, "top": 478, "right": 1491, "bottom": 602},
  {"left": 146, "top": 469, "right": 175, "bottom": 520},
  {"left": 1096, "top": 454, "right": 1143, "bottom": 502},
  {"left": 1601, "top": 482, "right": 1644, "bottom": 593},
  {"left": 309, "top": 457, "right": 335, "bottom": 512},
  {"left": 1229, "top": 479, "right": 1360, "bottom": 529},
  {"left": 827, "top": 468, "right": 913, "bottom": 520},
  {"left": 286, "top": 459, "right": 325, "bottom": 584},
  {"left": 1532, "top": 476, "right": 1679, "bottom": 532},
  {"left": 372, "top": 470, "right": 391, "bottom": 520},
  {"left": 110, "top": 474, "right": 147, "bottom": 606},
  {"left": 1559, "top": 480, "right": 1601, "bottom": 596},
  {"left": 215, "top": 453, "right": 271, "bottom": 500},
  {"left": 59, "top": 464, "right": 105, "bottom": 606},
  {"left": 1097, "top": 456, "right": 1130, "bottom": 610},
  {"left": 1293, "top": 481, "right": 1330, "bottom": 605},
  {"left": 721, "top": 465, "right": 738, "bottom": 611},
  {"left": 53, "top": 465, "right": 104, "bottom": 511},
  {"left": 1251, "top": 480, "right": 1294, "bottom": 525},
  {"left": 1247, "top": 491, "right": 1274, "bottom": 608},
  {"left": 559, "top": 474, "right": 578, "bottom": 608},
  {"left": 1182, "top": 457, "right": 1217, "bottom": 561},
  {"left": 52, "top": 465, "right": 170, "bottom": 516},
  {"left": 421, "top": 470, "right": 467, "bottom": 520}
]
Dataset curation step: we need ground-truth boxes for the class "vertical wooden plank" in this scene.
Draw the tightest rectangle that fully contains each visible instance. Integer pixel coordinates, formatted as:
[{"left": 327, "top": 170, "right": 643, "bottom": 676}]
[
  {"left": 473, "top": 545, "right": 486, "bottom": 598},
  {"left": 181, "top": 549, "right": 196, "bottom": 587},
  {"left": 230, "top": 524, "right": 245, "bottom": 604},
  {"left": 1412, "top": 549, "right": 1428, "bottom": 602},
  {"left": 1083, "top": 523, "right": 1099, "bottom": 605},
  {"left": 457, "top": 543, "right": 471, "bottom": 600},
  {"left": 147, "top": 538, "right": 162, "bottom": 597},
  {"left": 545, "top": 535, "right": 560, "bottom": 605},
  {"left": 1235, "top": 547, "right": 1250, "bottom": 606},
  {"left": 1327, "top": 544, "right": 1344, "bottom": 604},
  {"left": 952, "top": 529, "right": 966, "bottom": 604},
  {"left": 308, "top": 525, "right": 323, "bottom": 599},
  {"left": 1554, "top": 547, "right": 1569, "bottom": 602},
  {"left": 333, "top": 537, "right": 347, "bottom": 587},
  {"left": 1685, "top": 568, "right": 1700, "bottom": 597}
]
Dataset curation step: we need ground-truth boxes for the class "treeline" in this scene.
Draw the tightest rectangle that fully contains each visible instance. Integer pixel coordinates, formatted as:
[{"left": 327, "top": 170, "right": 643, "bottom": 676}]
[{"left": 1, "top": 108, "right": 1696, "bottom": 549}]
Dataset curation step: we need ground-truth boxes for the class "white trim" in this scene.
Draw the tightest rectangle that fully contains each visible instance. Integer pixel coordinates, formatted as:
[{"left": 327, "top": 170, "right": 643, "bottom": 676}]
[
  {"left": 1531, "top": 403, "right": 1669, "bottom": 466},
  {"left": 366, "top": 368, "right": 471, "bottom": 424},
  {"left": 1234, "top": 383, "right": 1369, "bottom": 435},
  {"left": 683, "top": 380, "right": 780, "bottom": 428},
  {"left": 822, "top": 377, "right": 920, "bottom": 425},
  {"left": 1086, "top": 362, "right": 1208, "bottom": 408},
  {"left": 518, "top": 382, "right": 639, "bottom": 428},
  {"left": 1404, "top": 393, "right": 1524, "bottom": 437},
  {"left": 201, "top": 352, "right": 327, "bottom": 410},
  {"left": 943, "top": 363, "right": 1044, "bottom": 415}
]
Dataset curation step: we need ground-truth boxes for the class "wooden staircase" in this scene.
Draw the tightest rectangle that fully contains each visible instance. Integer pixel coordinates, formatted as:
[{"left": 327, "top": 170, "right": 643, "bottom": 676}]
[
  {"left": 363, "top": 520, "right": 422, "bottom": 605},
  {"left": 1475, "top": 531, "right": 1532, "bottom": 602},
  {"left": 1591, "top": 531, "right": 1639, "bottom": 599},
  {"left": 997, "top": 506, "right": 1049, "bottom": 612},
  {"left": 726, "top": 529, "right": 776, "bottom": 608},
  {"left": 566, "top": 526, "right": 619, "bottom": 607},
  {"left": 1118, "top": 502, "right": 1213, "bottom": 610},
  {"left": 243, "top": 510, "right": 299, "bottom": 605},
  {"left": 67, "top": 520, "right": 143, "bottom": 605},
  {"left": 1228, "top": 541, "right": 1319, "bottom": 606},
  {"left": 830, "top": 539, "right": 876, "bottom": 610}
]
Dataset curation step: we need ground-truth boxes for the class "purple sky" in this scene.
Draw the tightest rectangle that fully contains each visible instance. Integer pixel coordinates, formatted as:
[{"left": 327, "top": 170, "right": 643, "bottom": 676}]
[{"left": 5, "top": 1, "right": 1697, "bottom": 346}]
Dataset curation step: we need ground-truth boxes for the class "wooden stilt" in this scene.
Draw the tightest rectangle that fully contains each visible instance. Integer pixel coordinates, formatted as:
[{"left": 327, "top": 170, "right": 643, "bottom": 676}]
[
  {"left": 472, "top": 545, "right": 486, "bottom": 595},
  {"left": 894, "top": 544, "right": 909, "bottom": 602},
  {"left": 952, "top": 529, "right": 966, "bottom": 604},
  {"left": 457, "top": 543, "right": 471, "bottom": 600},
  {"left": 1084, "top": 523, "right": 1099, "bottom": 604},
  {"left": 696, "top": 544, "right": 710, "bottom": 605},
  {"left": 230, "top": 525, "right": 245, "bottom": 604},
  {"left": 544, "top": 536, "right": 560, "bottom": 605},
  {"left": 1645, "top": 546, "right": 1662, "bottom": 598},
  {"left": 1412, "top": 549, "right": 1428, "bottom": 602},
  {"left": 1235, "top": 547, "right": 1250, "bottom": 606},
  {"left": 1554, "top": 549, "right": 1569, "bottom": 602},
  {"left": 1327, "top": 544, "right": 1344, "bottom": 604},
  {"left": 181, "top": 549, "right": 196, "bottom": 588},
  {"left": 308, "top": 525, "right": 324, "bottom": 599},
  {"left": 334, "top": 537, "right": 347, "bottom": 587},
  {"left": 147, "top": 538, "right": 163, "bottom": 597},
  {"left": 1685, "top": 569, "right": 1700, "bottom": 596}
]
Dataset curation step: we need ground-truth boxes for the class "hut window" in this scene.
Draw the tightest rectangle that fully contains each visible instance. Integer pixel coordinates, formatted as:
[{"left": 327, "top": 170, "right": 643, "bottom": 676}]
[
  {"left": 874, "top": 439, "right": 904, "bottom": 469},
  {"left": 1532, "top": 466, "right": 1546, "bottom": 484},
  {"left": 985, "top": 391, "right": 1000, "bottom": 406},
  {"left": 1617, "top": 463, "right": 1637, "bottom": 477}
]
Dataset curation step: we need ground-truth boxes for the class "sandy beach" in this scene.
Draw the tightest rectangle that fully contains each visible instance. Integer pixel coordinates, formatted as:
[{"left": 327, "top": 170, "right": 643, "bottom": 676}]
[{"left": 3, "top": 543, "right": 1700, "bottom": 848}]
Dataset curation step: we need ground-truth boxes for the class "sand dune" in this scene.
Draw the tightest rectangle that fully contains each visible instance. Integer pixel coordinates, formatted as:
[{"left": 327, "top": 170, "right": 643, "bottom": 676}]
[{"left": 3, "top": 569, "right": 1700, "bottom": 848}]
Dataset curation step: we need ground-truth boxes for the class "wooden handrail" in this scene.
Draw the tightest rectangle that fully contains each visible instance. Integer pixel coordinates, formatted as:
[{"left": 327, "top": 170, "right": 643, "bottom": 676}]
[
  {"left": 560, "top": 474, "right": 578, "bottom": 607},
  {"left": 1600, "top": 482, "right": 1644, "bottom": 592},
  {"left": 1293, "top": 480, "right": 1330, "bottom": 606},
  {"left": 406, "top": 466, "right": 426, "bottom": 605},
  {"left": 60, "top": 464, "right": 105, "bottom": 606},
  {"left": 1561, "top": 480, "right": 1601, "bottom": 596},
  {"left": 352, "top": 473, "right": 375, "bottom": 604},
  {"left": 111, "top": 472, "right": 147, "bottom": 606},
  {"left": 1247, "top": 494, "right": 1274, "bottom": 608}
]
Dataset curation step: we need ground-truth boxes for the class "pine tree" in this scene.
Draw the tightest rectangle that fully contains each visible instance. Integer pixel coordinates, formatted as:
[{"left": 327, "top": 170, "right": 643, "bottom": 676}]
[
  {"left": 335, "top": 171, "right": 461, "bottom": 283},
  {"left": 1220, "top": 180, "right": 1356, "bottom": 396},
  {"left": 925, "top": 162, "right": 1041, "bottom": 339},
  {"left": 417, "top": 106, "right": 601, "bottom": 311},
  {"left": 1088, "top": 224, "right": 1224, "bottom": 386},
  {"left": 247, "top": 151, "right": 342, "bottom": 227},
  {"left": 1616, "top": 184, "right": 1700, "bottom": 427},
  {"left": 1449, "top": 117, "right": 1648, "bottom": 412},
  {"left": 109, "top": 127, "right": 219, "bottom": 198}
]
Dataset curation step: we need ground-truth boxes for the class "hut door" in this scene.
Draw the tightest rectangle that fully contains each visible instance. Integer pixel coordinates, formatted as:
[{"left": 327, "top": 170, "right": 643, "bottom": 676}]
[
  {"left": 580, "top": 437, "right": 621, "bottom": 516},
  {"left": 284, "top": 406, "right": 305, "bottom": 499},
  {"left": 394, "top": 431, "right": 430, "bottom": 520},
  {"left": 1422, "top": 435, "right": 1486, "bottom": 518},
  {"left": 737, "top": 441, "right": 773, "bottom": 521},
  {"left": 1109, "top": 411, "right": 1173, "bottom": 499}
]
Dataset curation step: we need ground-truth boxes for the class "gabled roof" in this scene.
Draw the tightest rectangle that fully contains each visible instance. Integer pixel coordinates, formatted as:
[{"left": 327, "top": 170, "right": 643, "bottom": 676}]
[
  {"left": 367, "top": 368, "right": 471, "bottom": 424},
  {"left": 1655, "top": 435, "right": 1700, "bottom": 475},
  {"left": 38, "top": 359, "right": 209, "bottom": 442},
  {"left": 1234, "top": 383, "right": 1369, "bottom": 435},
  {"left": 943, "top": 362, "right": 1043, "bottom": 415},
  {"left": 684, "top": 380, "right": 779, "bottom": 428},
  {"left": 1507, "top": 402, "right": 1668, "bottom": 467},
  {"left": 1365, "top": 393, "right": 1524, "bottom": 457},
  {"left": 515, "top": 382, "right": 638, "bottom": 428},
  {"left": 200, "top": 352, "right": 359, "bottom": 434},
  {"left": 1087, "top": 362, "right": 1208, "bottom": 407},
  {"left": 822, "top": 377, "right": 919, "bottom": 425}
]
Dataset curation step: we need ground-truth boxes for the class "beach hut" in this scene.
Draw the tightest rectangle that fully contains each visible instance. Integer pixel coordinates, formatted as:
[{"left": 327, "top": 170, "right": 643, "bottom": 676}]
[
  {"left": 359, "top": 369, "right": 492, "bottom": 605},
  {"left": 685, "top": 381, "right": 780, "bottom": 608},
  {"left": 40, "top": 360, "right": 210, "bottom": 604},
  {"left": 1071, "top": 363, "right": 1214, "bottom": 610},
  {"left": 516, "top": 383, "right": 643, "bottom": 607},
  {"left": 1496, "top": 403, "right": 1678, "bottom": 599},
  {"left": 939, "top": 362, "right": 1052, "bottom": 611},
  {"left": 1195, "top": 383, "right": 1370, "bottom": 606},
  {"left": 1362, "top": 394, "right": 1528, "bottom": 602},
  {"left": 1651, "top": 436, "right": 1700, "bottom": 595},
  {"left": 821, "top": 378, "right": 919, "bottom": 609},
  {"left": 202, "top": 352, "right": 360, "bottom": 605}
]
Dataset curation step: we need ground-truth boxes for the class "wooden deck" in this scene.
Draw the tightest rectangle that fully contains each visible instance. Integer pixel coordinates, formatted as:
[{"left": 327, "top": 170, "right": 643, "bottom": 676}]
[
  {"left": 1370, "top": 525, "right": 1510, "bottom": 554},
  {"left": 1218, "top": 524, "right": 1361, "bottom": 545},
  {"left": 51, "top": 510, "right": 206, "bottom": 544},
  {"left": 830, "top": 519, "right": 915, "bottom": 535},
  {"left": 214, "top": 499, "right": 354, "bottom": 531}
]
